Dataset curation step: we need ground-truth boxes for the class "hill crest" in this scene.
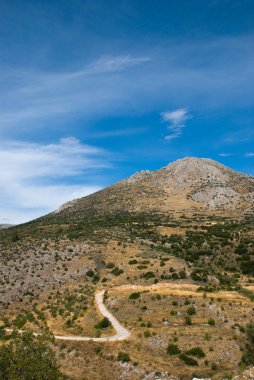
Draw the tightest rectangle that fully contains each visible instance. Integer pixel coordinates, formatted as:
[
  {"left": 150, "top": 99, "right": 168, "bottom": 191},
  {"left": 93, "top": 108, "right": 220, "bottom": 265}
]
[{"left": 55, "top": 157, "right": 254, "bottom": 218}]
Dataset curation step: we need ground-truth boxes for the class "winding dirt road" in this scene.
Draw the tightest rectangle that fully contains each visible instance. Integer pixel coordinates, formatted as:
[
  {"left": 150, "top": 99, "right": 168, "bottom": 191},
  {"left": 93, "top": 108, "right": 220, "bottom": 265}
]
[
  {"left": 52, "top": 290, "right": 130, "bottom": 342},
  {"left": 5, "top": 283, "right": 248, "bottom": 343},
  {"left": 5, "top": 289, "right": 131, "bottom": 343}
]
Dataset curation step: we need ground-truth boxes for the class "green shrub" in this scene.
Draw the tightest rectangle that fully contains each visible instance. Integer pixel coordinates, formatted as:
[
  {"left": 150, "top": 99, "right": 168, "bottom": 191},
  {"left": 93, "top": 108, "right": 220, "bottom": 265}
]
[
  {"left": 111, "top": 267, "right": 124, "bottom": 276},
  {"left": 208, "top": 318, "right": 215, "bottom": 326},
  {"left": 167, "top": 344, "right": 181, "bottom": 355},
  {"left": 185, "top": 315, "right": 192, "bottom": 325},
  {"left": 129, "top": 292, "right": 140, "bottom": 300},
  {"left": 128, "top": 260, "right": 138, "bottom": 265},
  {"left": 106, "top": 262, "right": 115, "bottom": 269},
  {"left": 185, "top": 347, "right": 205, "bottom": 358},
  {"left": 187, "top": 306, "right": 196, "bottom": 316},
  {"left": 95, "top": 317, "right": 112, "bottom": 329},
  {"left": 0, "top": 332, "right": 60, "bottom": 379},
  {"left": 13, "top": 314, "right": 27, "bottom": 329},
  {"left": 118, "top": 352, "right": 130, "bottom": 362},
  {"left": 143, "top": 272, "right": 155, "bottom": 279},
  {"left": 242, "top": 323, "right": 254, "bottom": 365},
  {"left": 179, "top": 353, "right": 198, "bottom": 366}
]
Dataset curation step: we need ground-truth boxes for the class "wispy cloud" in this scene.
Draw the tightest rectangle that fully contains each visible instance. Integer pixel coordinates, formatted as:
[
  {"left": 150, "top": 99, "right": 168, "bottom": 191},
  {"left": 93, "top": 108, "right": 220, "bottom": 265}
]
[
  {"left": 0, "top": 55, "right": 150, "bottom": 130},
  {"left": 222, "top": 127, "right": 254, "bottom": 145},
  {"left": 218, "top": 153, "right": 233, "bottom": 157},
  {"left": 91, "top": 127, "right": 147, "bottom": 139},
  {"left": 161, "top": 108, "right": 189, "bottom": 141},
  {"left": 87, "top": 55, "right": 150, "bottom": 74},
  {"left": 1, "top": 35, "right": 254, "bottom": 135},
  {"left": 0, "top": 138, "right": 109, "bottom": 223},
  {"left": 245, "top": 152, "right": 254, "bottom": 157}
]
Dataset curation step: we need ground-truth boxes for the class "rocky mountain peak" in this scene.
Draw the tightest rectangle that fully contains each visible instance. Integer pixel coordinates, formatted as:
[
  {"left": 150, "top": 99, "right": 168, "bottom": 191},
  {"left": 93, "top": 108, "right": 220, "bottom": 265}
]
[
  {"left": 53, "top": 157, "right": 254, "bottom": 217},
  {"left": 162, "top": 157, "right": 230, "bottom": 179}
]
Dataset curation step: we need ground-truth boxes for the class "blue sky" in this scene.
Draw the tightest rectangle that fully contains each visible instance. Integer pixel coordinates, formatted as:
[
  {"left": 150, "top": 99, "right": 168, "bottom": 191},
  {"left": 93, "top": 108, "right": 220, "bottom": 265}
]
[{"left": 0, "top": 0, "right": 254, "bottom": 223}]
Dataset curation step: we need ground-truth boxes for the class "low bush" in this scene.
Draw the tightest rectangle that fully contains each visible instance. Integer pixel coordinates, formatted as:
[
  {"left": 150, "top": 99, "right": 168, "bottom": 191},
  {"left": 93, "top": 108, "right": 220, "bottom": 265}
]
[
  {"left": 208, "top": 318, "right": 215, "bottom": 326},
  {"left": 118, "top": 352, "right": 130, "bottom": 362},
  {"left": 185, "top": 347, "right": 205, "bottom": 358},
  {"left": 95, "top": 317, "right": 112, "bottom": 329},
  {"left": 129, "top": 292, "right": 141, "bottom": 300},
  {"left": 187, "top": 306, "right": 196, "bottom": 316},
  {"left": 167, "top": 344, "right": 181, "bottom": 355},
  {"left": 179, "top": 353, "right": 198, "bottom": 366}
]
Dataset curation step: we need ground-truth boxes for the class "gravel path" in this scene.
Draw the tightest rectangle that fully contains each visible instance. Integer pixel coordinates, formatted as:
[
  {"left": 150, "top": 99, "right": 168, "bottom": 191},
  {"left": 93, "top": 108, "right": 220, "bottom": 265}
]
[
  {"left": 5, "top": 282, "right": 247, "bottom": 343},
  {"left": 5, "top": 289, "right": 131, "bottom": 342},
  {"left": 52, "top": 290, "right": 130, "bottom": 342}
]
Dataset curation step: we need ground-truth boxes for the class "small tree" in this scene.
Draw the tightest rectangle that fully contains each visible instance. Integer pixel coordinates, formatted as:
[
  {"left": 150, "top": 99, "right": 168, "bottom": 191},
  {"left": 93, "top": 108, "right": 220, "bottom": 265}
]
[
  {"left": 186, "top": 347, "right": 205, "bottom": 358},
  {"left": 95, "top": 317, "right": 111, "bottom": 329},
  {"left": 167, "top": 344, "right": 181, "bottom": 355},
  {"left": 185, "top": 315, "right": 192, "bottom": 325},
  {"left": 187, "top": 306, "right": 196, "bottom": 316},
  {"left": 118, "top": 352, "right": 130, "bottom": 362}
]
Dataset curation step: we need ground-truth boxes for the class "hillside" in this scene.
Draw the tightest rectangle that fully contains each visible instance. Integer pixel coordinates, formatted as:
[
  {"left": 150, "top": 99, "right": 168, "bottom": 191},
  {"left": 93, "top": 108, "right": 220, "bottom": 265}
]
[
  {"left": 0, "top": 224, "right": 13, "bottom": 229},
  {"left": 0, "top": 157, "right": 254, "bottom": 380},
  {"left": 52, "top": 157, "right": 254, "bottom": 222}
]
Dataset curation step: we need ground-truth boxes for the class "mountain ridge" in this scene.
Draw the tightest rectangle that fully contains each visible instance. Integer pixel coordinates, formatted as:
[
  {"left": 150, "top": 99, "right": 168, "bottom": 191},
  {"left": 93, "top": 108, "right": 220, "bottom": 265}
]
[
  {"left": 1, "top": 157, "right": 254, "bottom": 380},
  {"left": 53, "top": 157, "right": 254, "bottom": 220}
]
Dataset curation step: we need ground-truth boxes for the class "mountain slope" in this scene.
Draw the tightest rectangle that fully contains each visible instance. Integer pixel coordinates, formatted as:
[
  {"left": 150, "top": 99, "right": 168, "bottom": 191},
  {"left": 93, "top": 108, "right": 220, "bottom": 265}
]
[
  {"left": 0, "top": 224, "right": 13, "bottom": 229},
  {"left": 1, "top": 157, "right": 254, "bottom": 380},
  {"left": 52, "top": 157, "right": 254, "bottom": 221}
]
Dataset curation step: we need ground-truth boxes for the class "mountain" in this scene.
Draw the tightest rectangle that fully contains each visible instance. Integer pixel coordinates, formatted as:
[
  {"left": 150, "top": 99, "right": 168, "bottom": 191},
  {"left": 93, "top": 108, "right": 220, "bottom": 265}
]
[
  {"left": 53, "top": 157, "right": 254, "bottom": 221},
  {"left": 1, "top": 157, "right": 254, "bottom": 380}
]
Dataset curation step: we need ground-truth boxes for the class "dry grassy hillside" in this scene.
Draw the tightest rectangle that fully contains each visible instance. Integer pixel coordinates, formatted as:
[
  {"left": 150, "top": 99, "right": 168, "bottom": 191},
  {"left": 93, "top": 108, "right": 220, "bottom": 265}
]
[{"left": 0, "top": 158, "right": 254, "bottom": 380}]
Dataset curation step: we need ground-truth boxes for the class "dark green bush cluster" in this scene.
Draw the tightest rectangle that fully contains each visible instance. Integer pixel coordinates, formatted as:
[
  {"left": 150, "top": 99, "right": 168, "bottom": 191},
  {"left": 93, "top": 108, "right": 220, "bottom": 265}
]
[
  {"left": 241, "top": 323, "right": 254, "bottom": 365},
  {"left": 185, "top": 347, "right": 205, "bottom": 358},
  {"left": 0, "top": 332, "right": 61, "bottom": 380},
  {"left": 179, "top": 353, "right": 198, "bottom": 366},
  {"left": 167, "top": 344, "right": 181, "bottom": 355},
  {"left": 129, "top": 292, "right": 140, "bottom": 300},
  {"left": 95, "top": 317, "right": 112, "bottom": 329},
  {"left": 111, "top": 267, "right": 124, "bottom": 276},
  {"left": 166, "top": 342, "right": 206, "bottom": 366},
  {"left": 117, "top": 352, "right": 130, "bottom": 362}
]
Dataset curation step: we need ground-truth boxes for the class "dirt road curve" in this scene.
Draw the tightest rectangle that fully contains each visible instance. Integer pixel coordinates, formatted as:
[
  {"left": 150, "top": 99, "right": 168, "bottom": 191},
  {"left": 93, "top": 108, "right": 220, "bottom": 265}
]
[
  {"left": 5, "top": 283, "right": 247, "bottom": 342},
  {"left": 52, "top": 290, "right": 130, "bottom": 342},
  {"left": 6, "top": 289, "right": 131, "bottom": 343}
]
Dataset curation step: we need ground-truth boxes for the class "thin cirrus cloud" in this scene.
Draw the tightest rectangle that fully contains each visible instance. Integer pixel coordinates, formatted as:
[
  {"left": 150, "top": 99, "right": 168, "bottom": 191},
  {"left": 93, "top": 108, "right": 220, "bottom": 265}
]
[
  {"left": 161, "top": 108, "right": 189, "bottom": 141},
  {"left": 0, "top": 137, "right": 109, "bottom": 224},
  {"left": 0, "top": 55, "right": 150, "bottom": 129},
  {"left": 1, "top": 35, "right": 254, "bottom": 134},
  {"left": 245, "top": 152, "right": 254, "bottom": 157},
  {"left": 218, "top": 153, "right": 233, "bottom": 157}
]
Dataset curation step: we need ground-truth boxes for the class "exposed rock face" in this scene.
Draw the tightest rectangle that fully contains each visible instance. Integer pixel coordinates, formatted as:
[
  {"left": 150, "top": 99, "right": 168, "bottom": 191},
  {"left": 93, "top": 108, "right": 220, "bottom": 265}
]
[
  {"left": 54, "top": 157, "right": 254, "bottom": 219},
  {"left": 54, "top": 199, "right": 78, "bottom": 214},
  {"left": 125, "top": 170, "right": 153, "bottom": 183}
]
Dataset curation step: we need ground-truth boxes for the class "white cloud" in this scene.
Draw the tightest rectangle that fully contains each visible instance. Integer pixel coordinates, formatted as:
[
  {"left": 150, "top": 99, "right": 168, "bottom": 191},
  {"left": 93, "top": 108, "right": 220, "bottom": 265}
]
[
  {"left": 218, "top": 153, "right": 233, "bottom": 157},
  {"left": 91, "top": 127, "right": 147, "bottom": 138},
  {"left": 0, "top": 138, "right": 108, "bottom": 224},
  {"left": 87, "top": 55, "right": 150, "bottom": 74},
  {"left": 245, "top": 152, "right": 254, "bottom": 157},
  {"left": 0, "top": 55, "right": 150, "bottom": 129},
  {"left": 161, "top": 108, "right": 189, "bottom": 141}
]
